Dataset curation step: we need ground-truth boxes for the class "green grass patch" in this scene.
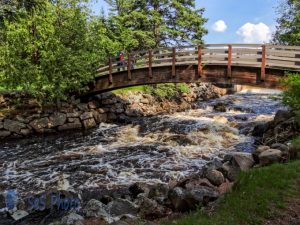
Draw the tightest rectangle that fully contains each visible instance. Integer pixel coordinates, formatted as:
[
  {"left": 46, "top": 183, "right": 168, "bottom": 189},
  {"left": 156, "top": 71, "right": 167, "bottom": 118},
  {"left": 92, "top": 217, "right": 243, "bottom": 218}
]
[
  {"left": 112, "top": 83, "right": 191, "bottom": 99},
  {"left": 162, "top": 160, "right": 300, "bottom": 225},
  {"left": 112, "top": 85, "right": 147, "bottom": 94}
]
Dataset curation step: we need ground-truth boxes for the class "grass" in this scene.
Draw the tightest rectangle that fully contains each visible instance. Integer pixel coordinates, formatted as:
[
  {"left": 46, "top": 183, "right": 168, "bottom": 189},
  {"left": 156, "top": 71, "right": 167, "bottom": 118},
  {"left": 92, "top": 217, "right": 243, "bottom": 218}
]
[
  {"left": 161, "top": 160, "right": 300, "bottom": 225},
  {"left": 112, "top": 85, "right": 147, "bottom": 94},
  {"left": 113, "top": 83, "right": 191, "bottom": 98}
]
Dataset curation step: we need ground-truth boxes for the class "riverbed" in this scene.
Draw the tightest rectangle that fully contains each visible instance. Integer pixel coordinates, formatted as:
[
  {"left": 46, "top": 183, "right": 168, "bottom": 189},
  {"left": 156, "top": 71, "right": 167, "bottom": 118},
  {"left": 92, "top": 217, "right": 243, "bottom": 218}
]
[{"left": 0, "top": 89, "right": 285, "bottom": 205}]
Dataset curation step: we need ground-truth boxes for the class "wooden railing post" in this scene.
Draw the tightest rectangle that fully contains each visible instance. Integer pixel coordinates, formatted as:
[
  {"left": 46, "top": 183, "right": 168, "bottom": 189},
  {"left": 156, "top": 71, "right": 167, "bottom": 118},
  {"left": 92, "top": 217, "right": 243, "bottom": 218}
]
[
  {"left": 261, "top": 45, "right": 266, "bottom": 81},
  {"left": 149, "top": 49, "right": 153, "bottom": 78},
  {"left": 127, "top": 53, "right": 132, "bottom": 80},
  {"left": 198, "top": 45, "right": 202, "bottom": 77},
  {"left": 172, "top": 47, "right": 176, "bottom": 77},
  {"left": 227, "top": 44, "right": 232, "bottom": 78},
  {"left": 109, "top": 57, "right": 113, "bottom": 84}
]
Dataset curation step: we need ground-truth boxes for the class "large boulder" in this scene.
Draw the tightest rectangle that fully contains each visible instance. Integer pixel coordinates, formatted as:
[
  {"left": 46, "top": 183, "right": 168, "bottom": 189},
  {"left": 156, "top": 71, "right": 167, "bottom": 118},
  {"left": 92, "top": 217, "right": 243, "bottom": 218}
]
[
  {"left": 61, "top": 213, "right": 84, "bottom": 225},
  {"left": 205, "top": 169, "right": 225, "bottom": 186},
  {"left": 82, "top": 118, "right": 96, "bottom": 129},
  {"left": 106, "top": 199, "right": 138, "bottom": 217},
  {"left": 221, "top": 161, "right": 241, "bottom": 182},
  {"left": 49, "top": 113, "right": 67, "bottom": 127},
  {"left": 258, "top": 149, "right": 282, "bottom": 166},
  {"left": 84, "top": 199, "right": 111, "bottom": 222},
  {"left": 225, "top": 152, "right": 255, "bottom": 171},
  {"left": 0, "top": 130, "right": 11, "bottom": 137},
  {"left": 138, "top": 197, "right": 171, "bottom": 220},
  {"left": 168, "top": 186, "right": 219, "bottom": 212},
  {"left": 29, "top": 117, "right": 50, "bottom": 132},
  {"left": 3, "top": 119, "right": 26, "bottom": 133}
]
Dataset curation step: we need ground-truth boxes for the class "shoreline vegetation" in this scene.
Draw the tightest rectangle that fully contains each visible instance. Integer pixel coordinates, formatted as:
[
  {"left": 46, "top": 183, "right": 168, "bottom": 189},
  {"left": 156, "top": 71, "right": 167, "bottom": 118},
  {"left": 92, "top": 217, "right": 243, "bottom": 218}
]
[{"left": 161, "top": 160, "right": 300, "bottom": 225}]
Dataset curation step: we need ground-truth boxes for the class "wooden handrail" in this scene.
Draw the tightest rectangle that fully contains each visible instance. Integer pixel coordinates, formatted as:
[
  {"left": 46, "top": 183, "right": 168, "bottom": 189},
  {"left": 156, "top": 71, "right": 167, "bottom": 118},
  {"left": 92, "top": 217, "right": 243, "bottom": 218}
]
[{"left": 97, "top": 44, "right": 300, "bottom": 80}]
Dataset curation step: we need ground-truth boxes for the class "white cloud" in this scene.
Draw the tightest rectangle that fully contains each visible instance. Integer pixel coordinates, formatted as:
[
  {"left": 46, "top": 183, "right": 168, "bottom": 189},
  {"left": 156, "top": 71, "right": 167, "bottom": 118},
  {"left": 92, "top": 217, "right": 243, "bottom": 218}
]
[
  {"left": 212, "top": 20, "right": 227, "bottom": 32},
  {"left": 236, "top": 22, "right": 271, "bottom": 43}
]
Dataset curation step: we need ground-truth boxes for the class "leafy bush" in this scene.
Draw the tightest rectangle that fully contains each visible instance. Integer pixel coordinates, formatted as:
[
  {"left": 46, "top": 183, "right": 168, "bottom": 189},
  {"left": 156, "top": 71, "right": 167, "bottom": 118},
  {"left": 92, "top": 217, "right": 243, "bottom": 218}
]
[{"left": 282, "top": 72, "right": 300, "bottom": 110}]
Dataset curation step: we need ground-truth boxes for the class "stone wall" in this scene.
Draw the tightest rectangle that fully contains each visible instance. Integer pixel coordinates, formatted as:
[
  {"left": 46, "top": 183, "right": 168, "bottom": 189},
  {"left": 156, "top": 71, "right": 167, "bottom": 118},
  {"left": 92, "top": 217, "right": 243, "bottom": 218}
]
[{"left": 0, "top": 83, "right": 229, "bottom": 139}]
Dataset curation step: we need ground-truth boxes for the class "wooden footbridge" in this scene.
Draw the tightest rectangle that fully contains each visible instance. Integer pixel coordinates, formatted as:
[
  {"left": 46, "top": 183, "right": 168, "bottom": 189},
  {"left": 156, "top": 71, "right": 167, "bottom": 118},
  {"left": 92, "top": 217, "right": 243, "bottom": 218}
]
[{"left": 88, "top": 44, "right": 300, "bottom": 94}]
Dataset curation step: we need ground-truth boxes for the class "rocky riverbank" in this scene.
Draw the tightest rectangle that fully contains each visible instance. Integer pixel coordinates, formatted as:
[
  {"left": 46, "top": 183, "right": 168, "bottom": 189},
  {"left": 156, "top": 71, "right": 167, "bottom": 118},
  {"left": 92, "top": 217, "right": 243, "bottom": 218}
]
[{"left": 0, "top": 83, "right": 228, "bottom": 139}]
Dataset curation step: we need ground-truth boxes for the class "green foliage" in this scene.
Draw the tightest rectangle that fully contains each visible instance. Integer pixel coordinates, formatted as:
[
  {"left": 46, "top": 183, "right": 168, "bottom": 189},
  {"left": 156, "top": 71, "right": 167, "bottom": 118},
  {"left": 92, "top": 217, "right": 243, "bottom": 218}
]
[
  {"left": 282, "top": 72, "right": 300, "bottom": 110},
  {"left": 0, "top": 0, "right": 119, "bottom": 101},
  {"left": 162, "top": 160, "right": 300, "bottom": 225},
  {"left": 273, "top": 0, "right": 300, "bottom": 45},
  {"left": 105, "top": 0, "right": 207, "bottom": 50},
  {"left": 145, "top": 83, "right": 190, "bottom": 99}
]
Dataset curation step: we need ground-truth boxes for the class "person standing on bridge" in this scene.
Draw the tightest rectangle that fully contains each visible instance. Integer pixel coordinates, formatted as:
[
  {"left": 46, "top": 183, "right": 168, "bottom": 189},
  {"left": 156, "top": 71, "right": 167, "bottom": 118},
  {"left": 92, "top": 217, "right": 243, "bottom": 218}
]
[{"left": 117, "top": 52, "right": 125, "bottom": 72}]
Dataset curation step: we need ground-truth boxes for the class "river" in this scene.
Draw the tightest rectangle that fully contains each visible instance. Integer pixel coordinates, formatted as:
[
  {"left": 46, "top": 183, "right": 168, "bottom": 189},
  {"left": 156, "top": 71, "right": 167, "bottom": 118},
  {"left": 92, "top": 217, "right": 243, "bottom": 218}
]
[{"left": 0, "top": 89, "right": 285, "bottom": 208}]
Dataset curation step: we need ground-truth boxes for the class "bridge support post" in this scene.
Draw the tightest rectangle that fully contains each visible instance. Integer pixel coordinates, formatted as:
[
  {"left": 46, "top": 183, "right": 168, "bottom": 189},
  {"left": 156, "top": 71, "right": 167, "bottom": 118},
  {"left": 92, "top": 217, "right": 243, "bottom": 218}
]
[
  {"left": 109, "top": 57, "right": 113, "bottom": 84},
  {"left": 172, "top": 47, "right": 176, "bottom": 77},
  {"left": 198, "top": 45, "right": 202, "bottom": 77},
  {"left": 127, "top": 53, "right": 132, "bottom": 80},
  {"left": 227, "top": 44, "right": 232, "bottom": 78},
  {"left": 149, "top": 50, "right": 153, "bottom": 78},
  {"left": 261, "top": 45, "right": 266, "bottom": 82}
]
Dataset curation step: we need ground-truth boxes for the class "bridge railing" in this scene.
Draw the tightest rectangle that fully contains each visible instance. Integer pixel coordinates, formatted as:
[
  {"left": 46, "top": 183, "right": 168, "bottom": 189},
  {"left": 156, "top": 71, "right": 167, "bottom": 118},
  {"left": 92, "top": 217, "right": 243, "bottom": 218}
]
[{"left": 97, "top": 44, "right": 300, "bottom": 82}]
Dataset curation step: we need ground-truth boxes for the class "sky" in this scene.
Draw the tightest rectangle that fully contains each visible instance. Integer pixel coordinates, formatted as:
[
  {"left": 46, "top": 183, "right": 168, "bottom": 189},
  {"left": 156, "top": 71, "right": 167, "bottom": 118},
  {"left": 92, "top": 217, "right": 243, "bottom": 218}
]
[{"left": 91, "top": 0, "right": 282, "bottom": 44}]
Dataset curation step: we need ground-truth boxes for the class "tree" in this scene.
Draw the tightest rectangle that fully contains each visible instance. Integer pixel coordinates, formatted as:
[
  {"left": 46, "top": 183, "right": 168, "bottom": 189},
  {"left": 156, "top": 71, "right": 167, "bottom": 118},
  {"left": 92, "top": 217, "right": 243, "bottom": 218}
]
[
  {"left": 0, "top": 0, "right": 118, "bottom": 101},
  {"left": 273, "top": 0, "right": 300, "bottom": 45},
  {"left": 105, "top": 0, "right": 207, "bottom": 50}
]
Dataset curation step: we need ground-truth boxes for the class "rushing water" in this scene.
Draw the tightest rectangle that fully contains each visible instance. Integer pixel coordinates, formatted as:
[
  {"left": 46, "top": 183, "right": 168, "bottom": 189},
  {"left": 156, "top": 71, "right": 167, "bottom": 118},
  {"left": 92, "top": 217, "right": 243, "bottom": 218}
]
[{"left": 0, "top": 89, "right": 285, "bottom": 202}]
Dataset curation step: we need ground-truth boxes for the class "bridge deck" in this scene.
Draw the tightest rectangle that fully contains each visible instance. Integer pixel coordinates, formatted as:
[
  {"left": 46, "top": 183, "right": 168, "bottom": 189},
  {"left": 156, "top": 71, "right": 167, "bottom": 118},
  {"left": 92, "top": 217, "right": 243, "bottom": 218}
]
[{"left": 87, "top": 44, "right": 300, "bottom": 95}]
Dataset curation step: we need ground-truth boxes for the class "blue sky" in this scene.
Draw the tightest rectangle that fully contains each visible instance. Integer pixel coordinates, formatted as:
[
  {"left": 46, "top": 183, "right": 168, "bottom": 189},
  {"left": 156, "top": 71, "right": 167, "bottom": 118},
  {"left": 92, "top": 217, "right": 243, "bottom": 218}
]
[{"left": 90, "top": 0, "right": 281, "bottom": 44}]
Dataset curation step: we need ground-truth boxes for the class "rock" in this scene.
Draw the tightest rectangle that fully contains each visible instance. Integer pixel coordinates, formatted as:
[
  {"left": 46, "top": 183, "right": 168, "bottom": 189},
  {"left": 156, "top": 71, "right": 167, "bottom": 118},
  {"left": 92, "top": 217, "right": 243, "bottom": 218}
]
[
  {"left": 148, "top": 183, "right": 169, "bottom": 199},
  {"left": 273, "top": 110, "right": 294, "bottom": 125},
  {"left": 221, "top": 161, "right": 241, "bottom": 182},
  {"left": 225, "top": 152, "right": 255, "bottom": 171},
  {"left": 168, "top": 186, "right": 219, "bottom": 212},
  {"left": 88, "top": 102, "right": 97, "bottom": 109},
  {"left": 84, "top": 199, "right": 111, "bottom": 222},
  {"left": 140, "top": 98, "right": 149, "bottom": 104},
  {"left": 82, "top": 118, "right": 97, "bottom": 129},
  {"left": 20, "top": 128, "right": 31, "bottom": 136},
  {"left": 102, "top": 98, "right": 117, "bottom": 105},
  {"left": 106, "top": 198, "right": 138, "bottom": 217},
  {"left": 271, "top": 143, "right": 289, "bottom": 152},
  {"left": 0, "top": 130, "right": 11, "bottom": 137},
  {"left": 15, "top": 115, "right": 29, "bottom": 124},
  {"left": 108, "top": 113, "right": 117, "bottom": 121},
  {"left": 61, "top": 213, "right": 84, "bottom": 225},
  {"left": 138, "top": 197, "right": 171, "bottom": 220},
  {"left": 253, "top": 146, "right": 270, "bottom": 162},
  {"left": 110, "top": 221, "right": 130, "bottom": 225},
  {"left": 93, "top": 111, "right": 108, "bottom": 123},
  {"left": 81, "top": 218, "right": 108, "bottom": 225},
  {"left": 49, "top": 113, "right": 67, "bottom": 127},
  {"left": 213, "top": 102, "right": 227, "bottom": 112},
  {"left": 168, "top": 187, "right": 188, "bottom": 212},
  {"left": 258, "top": 149, "right": 282, "bottom": 166},
  {"left": 186, "top": 186, "right": 219, "bottom": 207},
  {"left": 184, "top": 178, "right": 215, "bottom": 190},
  {"left": 218, "top": 180, "right": 234, "bottom": 195},
  {"left": 80, "top": 112, "right": 94, "bottom": 120},
  {"left": 205, "top": 169, "right": 225, "bottom": 186},
  {"left": 3, "top": 119, "right": 26, "bottom": 133},
  {"left": 67, "top": 112, "right": 81, "bottom": 118},
  {"left": 252, "top": 122, "right": 270, "bottom": 137},
  {"left": 77, "top": 103, "right": 88, "bottom": 111},
  {"left": 129, "top": 183, "right": 151, "bottom": 198},
  {"left": 58, "top": 120, "right": 82, "bottom": 131},
  {"left": 29, "top": 117, "right": 50, "bottom": 132},
  {"left": 0, "top": 121, "right": 3, "bottom": 129}
]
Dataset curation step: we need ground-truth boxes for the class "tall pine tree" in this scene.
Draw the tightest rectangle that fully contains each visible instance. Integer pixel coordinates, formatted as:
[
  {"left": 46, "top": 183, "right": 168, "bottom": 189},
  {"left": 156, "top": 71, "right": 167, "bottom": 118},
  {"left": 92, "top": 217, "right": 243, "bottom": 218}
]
[{"left": 105, "top": 0, "right": 207, "bottom": 50}]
